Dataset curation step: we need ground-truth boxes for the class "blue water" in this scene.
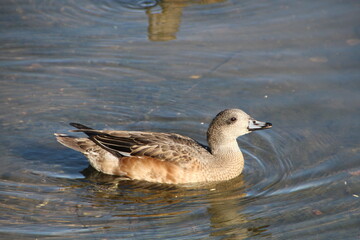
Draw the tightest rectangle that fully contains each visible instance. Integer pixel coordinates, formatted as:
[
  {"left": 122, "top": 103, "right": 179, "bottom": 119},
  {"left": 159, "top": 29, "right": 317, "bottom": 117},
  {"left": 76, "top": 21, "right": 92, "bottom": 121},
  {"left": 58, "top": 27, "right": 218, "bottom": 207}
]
[{"left": 1, "top": 0, "right": 360, "bottom": 239}]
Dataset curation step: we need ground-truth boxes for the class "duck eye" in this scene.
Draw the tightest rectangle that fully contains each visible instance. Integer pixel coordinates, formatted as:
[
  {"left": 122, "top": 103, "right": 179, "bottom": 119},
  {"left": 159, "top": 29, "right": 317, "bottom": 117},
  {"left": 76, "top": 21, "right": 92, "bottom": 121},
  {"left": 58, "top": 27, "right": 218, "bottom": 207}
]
[{"left": 230, "top": 117, "right": 237, "bottom": 122}]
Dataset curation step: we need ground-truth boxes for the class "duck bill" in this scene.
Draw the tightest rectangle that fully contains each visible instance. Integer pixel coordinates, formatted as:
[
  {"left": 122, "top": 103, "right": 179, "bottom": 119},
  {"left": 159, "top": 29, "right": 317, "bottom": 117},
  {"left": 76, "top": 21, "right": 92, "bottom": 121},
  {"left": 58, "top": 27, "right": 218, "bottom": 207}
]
[{"left": 248, "top": 119, "right": 272, "bottom": 131}]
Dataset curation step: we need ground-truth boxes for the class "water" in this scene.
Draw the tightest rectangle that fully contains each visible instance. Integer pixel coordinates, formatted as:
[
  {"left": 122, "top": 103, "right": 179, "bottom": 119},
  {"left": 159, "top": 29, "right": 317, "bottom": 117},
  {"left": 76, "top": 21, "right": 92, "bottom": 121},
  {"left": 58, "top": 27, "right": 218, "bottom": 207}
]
[{"left": 1, "top": 0, "right": 360, "bottom": 239}]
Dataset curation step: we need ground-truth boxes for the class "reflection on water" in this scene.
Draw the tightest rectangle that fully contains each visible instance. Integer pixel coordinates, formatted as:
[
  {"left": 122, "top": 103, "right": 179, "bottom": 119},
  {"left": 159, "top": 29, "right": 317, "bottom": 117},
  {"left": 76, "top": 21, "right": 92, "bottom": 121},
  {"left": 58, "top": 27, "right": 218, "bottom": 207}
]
[
  {"left": 147, "top": 0, "right": 225, "bottom": 41},
  {"left": 147, "top": 1, "right": 184, "bottom": 41},
  {"left": 78, "top": 168, "right": 263, "bottom": 239},
  {"left": 1, "top": 0, "right": 360, "bottom": 239},
  {"left": 107, "top": 0, "right": 227, "bottom": 41}
]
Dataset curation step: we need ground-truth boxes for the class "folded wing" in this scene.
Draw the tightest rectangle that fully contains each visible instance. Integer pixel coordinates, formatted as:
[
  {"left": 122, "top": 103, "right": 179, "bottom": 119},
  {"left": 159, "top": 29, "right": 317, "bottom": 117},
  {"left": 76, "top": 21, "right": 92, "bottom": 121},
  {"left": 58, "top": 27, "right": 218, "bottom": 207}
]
[{"left": 70, "top": 123, "right": 211, "bottom": 164}]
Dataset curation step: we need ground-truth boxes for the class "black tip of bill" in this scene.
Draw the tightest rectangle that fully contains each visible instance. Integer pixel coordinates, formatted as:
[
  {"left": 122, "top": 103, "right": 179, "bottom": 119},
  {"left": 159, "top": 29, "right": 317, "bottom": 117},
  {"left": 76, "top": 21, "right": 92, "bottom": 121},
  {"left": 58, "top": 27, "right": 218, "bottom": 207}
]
[
  {"left": 248, "top": 120, "right": 272, "bottom": 131},
  {"left": 264, "top": 122, "right": 272, "bottom": 128}
]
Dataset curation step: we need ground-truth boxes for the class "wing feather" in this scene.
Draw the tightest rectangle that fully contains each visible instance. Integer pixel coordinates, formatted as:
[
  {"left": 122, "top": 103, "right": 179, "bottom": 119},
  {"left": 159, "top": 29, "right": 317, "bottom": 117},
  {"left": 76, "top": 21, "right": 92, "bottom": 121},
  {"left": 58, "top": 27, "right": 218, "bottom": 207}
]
[{"left": 72, "top": 126, "right": 210, "bottom": 164}]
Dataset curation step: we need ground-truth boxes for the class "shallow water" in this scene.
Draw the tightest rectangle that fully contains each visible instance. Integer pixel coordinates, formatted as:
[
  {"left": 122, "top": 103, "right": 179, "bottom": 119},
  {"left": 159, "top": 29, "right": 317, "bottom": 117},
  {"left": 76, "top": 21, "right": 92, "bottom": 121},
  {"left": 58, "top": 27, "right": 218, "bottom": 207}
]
[{"left": 1, "top": 0, "right": 360, "bottom": 239}]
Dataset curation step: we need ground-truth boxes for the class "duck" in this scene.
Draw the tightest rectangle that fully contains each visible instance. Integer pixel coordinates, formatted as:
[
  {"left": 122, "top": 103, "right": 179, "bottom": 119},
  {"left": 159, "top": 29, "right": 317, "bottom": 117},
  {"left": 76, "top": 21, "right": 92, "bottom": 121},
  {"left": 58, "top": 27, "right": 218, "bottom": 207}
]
[{"left": 55, "top": 109, "right": 272, "bottom": 184}]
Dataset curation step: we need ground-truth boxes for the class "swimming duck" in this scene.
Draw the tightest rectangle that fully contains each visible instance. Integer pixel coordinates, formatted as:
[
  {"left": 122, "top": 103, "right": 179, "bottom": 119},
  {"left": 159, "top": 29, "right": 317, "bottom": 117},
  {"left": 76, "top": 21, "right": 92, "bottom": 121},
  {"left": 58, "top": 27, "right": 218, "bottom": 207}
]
[{"left": 55, "top": 109, "right": 271, "bottom": 184}]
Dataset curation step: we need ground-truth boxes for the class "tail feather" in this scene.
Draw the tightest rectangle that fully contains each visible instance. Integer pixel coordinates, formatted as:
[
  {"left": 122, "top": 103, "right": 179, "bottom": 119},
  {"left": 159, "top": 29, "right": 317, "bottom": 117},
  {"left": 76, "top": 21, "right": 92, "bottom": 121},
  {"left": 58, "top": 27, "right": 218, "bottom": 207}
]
[
  {"left": 68, "top": 122, "right": 106, "bottom": 138},
  {"left": 69, "top": 122, "right": 93, "bottom": 130},
  {"left": 55, "top": 123, "right": 116, "bottom": 155},
  {"left": 54, "top": 133, "right": 91, "bottom": 153}
]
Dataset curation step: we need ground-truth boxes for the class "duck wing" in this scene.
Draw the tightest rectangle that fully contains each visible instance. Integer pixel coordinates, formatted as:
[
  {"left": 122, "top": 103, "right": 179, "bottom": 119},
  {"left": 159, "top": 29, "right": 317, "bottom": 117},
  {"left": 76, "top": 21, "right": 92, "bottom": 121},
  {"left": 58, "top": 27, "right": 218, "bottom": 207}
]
[{"left": 70, "top": 123, "right": 211, "bottom": 164}]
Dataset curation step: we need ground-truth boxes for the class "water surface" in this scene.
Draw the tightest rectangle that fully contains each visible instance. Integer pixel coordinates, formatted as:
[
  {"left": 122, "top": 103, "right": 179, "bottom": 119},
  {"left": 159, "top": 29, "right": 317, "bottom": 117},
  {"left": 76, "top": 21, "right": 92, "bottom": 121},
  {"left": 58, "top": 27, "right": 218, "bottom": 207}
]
[{"left": 1, "top": 0, "right": 360, "bottom": 239}]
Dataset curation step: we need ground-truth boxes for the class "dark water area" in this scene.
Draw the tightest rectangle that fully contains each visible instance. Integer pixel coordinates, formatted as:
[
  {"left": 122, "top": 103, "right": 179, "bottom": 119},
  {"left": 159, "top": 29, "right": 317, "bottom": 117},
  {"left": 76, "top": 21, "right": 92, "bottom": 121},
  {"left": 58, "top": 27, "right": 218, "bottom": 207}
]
[{"left": 1, "top": 0, "right": 360, "bottom": 239}]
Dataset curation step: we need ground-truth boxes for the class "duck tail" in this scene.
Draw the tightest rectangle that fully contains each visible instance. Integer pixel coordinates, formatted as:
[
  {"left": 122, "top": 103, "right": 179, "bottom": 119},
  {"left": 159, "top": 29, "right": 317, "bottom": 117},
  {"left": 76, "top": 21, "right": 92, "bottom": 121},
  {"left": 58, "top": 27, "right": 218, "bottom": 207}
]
[
  {"left": 54, "top": 133, "right": 88, "bottom": 153},
  {"left": 69, "top": 122, "right": 93, "bottom": 130}
]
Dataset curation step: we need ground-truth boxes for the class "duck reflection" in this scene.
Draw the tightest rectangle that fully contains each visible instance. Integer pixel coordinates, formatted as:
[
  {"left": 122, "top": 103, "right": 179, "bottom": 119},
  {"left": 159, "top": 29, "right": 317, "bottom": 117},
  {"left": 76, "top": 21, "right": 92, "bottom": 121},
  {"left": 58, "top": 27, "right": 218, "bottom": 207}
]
[
  {"left": 80, "top": 166, "right": 270, "bottom": 238},
  {"left": 146, "top": 0, "right": 226, "bottom": 41}
]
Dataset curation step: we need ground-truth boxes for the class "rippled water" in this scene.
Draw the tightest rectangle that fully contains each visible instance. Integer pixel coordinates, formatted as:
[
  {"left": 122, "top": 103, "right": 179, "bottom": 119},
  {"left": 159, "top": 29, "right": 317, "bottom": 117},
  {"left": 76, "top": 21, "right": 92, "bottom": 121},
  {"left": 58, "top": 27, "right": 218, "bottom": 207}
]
[{"left": 1, "top": 0, "right": 360, "bottom": 239}]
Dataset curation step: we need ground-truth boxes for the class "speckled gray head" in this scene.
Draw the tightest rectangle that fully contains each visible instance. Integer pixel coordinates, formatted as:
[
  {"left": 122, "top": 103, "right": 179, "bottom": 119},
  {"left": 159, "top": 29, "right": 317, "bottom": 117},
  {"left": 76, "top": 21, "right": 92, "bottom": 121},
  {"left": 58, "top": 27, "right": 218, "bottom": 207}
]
[{"left": 207, "top": 109, "right": 272, "bottom": 140}]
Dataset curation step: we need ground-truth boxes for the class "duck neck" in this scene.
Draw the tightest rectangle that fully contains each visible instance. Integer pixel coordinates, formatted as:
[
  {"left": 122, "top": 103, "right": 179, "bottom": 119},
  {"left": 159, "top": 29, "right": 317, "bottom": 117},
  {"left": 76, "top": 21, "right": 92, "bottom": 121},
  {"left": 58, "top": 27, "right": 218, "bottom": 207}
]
[
  {"left": 209, "top": 139, "right": 244, "bottom": 161},
  {"left": 207, "top": 133, "right": 244, "bottom": 173},
  {"left": 207, "top": 129, "right": 239, "bottom": 154}
]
